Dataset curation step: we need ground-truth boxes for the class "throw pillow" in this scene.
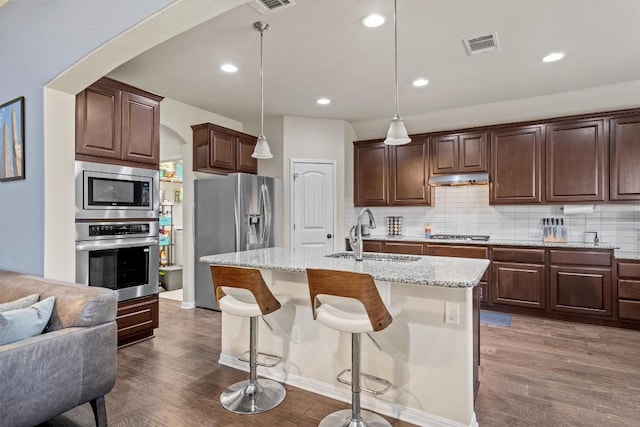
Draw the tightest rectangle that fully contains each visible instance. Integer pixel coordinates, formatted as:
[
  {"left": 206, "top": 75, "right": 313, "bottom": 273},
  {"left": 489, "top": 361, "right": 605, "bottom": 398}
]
[
  {"left": 0, "top": 296, "right": 56, "bottom": 345},
  {"left": 0, "top": 293, "right": 39, "bottom": 312}
]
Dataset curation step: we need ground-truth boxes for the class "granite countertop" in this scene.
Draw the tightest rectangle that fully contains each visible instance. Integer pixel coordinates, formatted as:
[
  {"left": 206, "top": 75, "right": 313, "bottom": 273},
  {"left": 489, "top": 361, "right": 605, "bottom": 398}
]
[
  {"left": 200, "top": 247, "right": 489, "bottom": 288},
  {"left": 357, "top": 235, "right": 619, "bottom": 250}
]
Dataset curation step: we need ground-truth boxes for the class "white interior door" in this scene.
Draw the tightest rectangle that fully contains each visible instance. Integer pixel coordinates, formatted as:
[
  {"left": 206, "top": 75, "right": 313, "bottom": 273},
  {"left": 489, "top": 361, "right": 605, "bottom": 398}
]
[{"left": 292, "top": 160, "right": 336, "bottom": 252}]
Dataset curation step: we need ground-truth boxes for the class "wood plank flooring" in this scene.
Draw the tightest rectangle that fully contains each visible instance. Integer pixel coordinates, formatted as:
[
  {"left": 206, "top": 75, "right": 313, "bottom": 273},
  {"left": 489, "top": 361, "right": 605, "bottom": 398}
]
[{"left": 40, "top": 299, "right": 640, "bottom": 427}]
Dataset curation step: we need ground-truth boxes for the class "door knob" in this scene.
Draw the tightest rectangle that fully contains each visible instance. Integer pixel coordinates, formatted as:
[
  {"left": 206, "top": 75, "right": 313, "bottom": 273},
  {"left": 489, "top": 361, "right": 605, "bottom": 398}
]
[{"left": 327, "top": 234, "right": 333, "bottom": 239}]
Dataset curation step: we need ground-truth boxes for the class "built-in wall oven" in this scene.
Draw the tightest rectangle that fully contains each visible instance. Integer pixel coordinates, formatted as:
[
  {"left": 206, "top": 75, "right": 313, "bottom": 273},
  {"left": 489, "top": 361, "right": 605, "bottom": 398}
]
[
  {"left": 75, "top": 222, "right": 159, "bottom": 301},
  {"left": 75, "top": 160, "right": 159, "bottom": 220}
]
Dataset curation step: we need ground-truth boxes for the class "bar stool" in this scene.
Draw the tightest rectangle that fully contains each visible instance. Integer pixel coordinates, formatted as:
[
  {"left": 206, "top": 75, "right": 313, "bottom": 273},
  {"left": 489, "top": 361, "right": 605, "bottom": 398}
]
[
  {"left": 210, "top": 265, "right": 291, "bottom": 414},
  {"left": 306, "top": 269, "right": 401, "bottom": 427}
]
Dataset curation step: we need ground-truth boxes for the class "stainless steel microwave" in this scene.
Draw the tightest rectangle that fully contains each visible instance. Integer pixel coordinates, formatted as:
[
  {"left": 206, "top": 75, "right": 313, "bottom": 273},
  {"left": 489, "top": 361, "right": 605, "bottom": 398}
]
[{"left": 75, "top": 161, "right": 159, "bottom": 220}]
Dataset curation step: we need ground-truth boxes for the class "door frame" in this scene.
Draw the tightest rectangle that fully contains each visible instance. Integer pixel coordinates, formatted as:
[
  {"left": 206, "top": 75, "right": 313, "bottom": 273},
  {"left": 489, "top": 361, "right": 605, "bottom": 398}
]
[{"left": 290, "top": 158, "right": 338, "bottom": 251}]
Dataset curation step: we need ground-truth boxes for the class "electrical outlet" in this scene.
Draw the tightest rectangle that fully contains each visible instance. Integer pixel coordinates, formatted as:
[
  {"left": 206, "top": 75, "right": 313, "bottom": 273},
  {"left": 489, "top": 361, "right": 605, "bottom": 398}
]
[
  {"left": 291, "top": 326, "right": 301, "bottom": 344},
  {"left": 445, "top": 302, "right": 460, "bottom": 325}
]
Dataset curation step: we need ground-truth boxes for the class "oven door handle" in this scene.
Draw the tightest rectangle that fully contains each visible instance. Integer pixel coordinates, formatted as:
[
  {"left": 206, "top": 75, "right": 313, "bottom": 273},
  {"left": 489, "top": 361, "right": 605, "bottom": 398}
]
[{"left": 75, "top": 237, "right": 159, "bottom": 251}]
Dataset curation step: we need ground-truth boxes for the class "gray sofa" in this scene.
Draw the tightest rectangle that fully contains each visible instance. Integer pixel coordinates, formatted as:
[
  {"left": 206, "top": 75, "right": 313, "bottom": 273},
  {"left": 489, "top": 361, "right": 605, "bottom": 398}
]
[{"left": 0, "top": 270, "right": 117, "bottom": 427}]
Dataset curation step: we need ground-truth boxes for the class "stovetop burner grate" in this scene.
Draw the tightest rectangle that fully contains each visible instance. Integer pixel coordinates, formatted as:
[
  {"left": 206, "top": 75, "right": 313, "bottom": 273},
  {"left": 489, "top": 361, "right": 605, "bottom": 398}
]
[{"left": 429, "top": 234, "right": 490, "bottom": 241}]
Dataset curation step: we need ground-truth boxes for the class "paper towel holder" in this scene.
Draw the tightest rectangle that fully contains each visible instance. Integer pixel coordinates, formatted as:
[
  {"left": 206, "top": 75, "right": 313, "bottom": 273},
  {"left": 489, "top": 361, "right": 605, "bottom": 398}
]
[{"left": 561, "top": 204, "right": 596, "bottom": 215}]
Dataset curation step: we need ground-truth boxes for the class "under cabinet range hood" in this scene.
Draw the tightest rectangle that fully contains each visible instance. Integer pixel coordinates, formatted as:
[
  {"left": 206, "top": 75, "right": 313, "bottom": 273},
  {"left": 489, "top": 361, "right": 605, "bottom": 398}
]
[{"left": 428, "top": 173, "right": 489, "bottom": 186}]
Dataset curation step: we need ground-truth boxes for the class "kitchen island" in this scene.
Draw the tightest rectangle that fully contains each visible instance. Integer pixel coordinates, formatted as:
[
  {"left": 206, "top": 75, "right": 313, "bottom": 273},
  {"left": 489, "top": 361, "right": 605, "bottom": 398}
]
[{"left": 200, "top": 247, "right": 489, "bottom": 427}]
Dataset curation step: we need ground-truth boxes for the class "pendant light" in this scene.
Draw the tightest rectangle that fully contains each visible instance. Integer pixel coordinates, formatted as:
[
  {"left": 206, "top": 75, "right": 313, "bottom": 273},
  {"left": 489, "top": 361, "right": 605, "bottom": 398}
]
[
  {"left": 252, "top": 21, "right": 273, "bottom": 159},
  {"left": 384, "top": 0, "right": 411, "bottom": 146}
]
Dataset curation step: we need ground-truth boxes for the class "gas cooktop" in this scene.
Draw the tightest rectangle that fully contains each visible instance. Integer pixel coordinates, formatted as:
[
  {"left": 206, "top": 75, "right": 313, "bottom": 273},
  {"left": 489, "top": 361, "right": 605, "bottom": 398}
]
[{"left": 429, "top": 234, "right": 490, "bottom": 241}]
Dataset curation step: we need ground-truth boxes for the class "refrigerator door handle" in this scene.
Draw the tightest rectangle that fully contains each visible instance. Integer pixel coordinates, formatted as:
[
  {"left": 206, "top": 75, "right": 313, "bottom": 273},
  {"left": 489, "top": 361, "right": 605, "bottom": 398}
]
[{"left": 261, "top": 183, "right": 272, "bottom": 247}]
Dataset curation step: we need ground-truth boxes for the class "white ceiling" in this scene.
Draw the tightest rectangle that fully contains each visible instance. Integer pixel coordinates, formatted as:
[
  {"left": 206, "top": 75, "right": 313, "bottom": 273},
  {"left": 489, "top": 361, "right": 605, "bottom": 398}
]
[{"left": 109, "top": 0, "right": 640, "bottom": 125}]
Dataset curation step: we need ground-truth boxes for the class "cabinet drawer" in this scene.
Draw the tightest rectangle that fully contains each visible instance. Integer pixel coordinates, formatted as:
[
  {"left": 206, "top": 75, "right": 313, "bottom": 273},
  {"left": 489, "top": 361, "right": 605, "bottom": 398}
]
[
  {"left": 363, "top": 240, "right": 384, "bottom": 253},
  {"left": 492, "top": 247, "right": 545, "bottom": 264},
  {"left": 384, "top": 242, "right": 424, "bottom": 255},
  {"left": 426, "top": 245, "right": 488, "bottom": 259},
  {"left": 618, "top": 280, "right": 640, "bottom": 300},
  {"left": 618, "top": 262, "right": 640, "bottom": 279},
  {"left": 116, "top": 295, "right": 159, "bottom": 345},
  {"left": 549, "top": 250, "right": 611, "bottom": 267},
  {"left": 618, "top": 300, "right": 640, "bottom": 321}
]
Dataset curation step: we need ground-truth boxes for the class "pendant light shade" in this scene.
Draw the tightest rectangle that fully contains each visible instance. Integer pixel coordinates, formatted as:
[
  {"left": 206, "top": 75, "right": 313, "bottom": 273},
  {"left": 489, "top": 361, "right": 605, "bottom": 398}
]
[
  {"left": 252, "top": 134, "right": 273, "bottom": 159},
  {"left": 252, "top": 21, "right": 273, "bottom": 159},
  {"left": 384, "top": 0, "right": 411, "bottom": 146}
]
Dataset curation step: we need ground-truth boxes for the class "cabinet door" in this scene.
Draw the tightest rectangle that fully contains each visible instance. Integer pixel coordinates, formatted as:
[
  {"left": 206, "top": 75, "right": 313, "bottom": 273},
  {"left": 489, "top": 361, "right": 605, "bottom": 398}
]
[
  {"left": 236, "top": 135, "right": 258, "bottom": 174},
  {"left": 545, "top": 119, "right": 606, "bottom": 202},
  {"left": 459, "top": 132, "right": 487, "bottom": 172},
  {"left": 431, "top": 134, "right": 458, "bottom": 174},
  {"left": 354, "top": 141, "right": 388, "bottom": 206},
  {"left": 490, "top": 125, "right": 543, "bottom": 204},
  {"left": 121, "top": 92, "right": 160, "bottom": 165},
  {"left": 76, "top": 81, "right": 122, "bottom": 160},
  {"left": 549, "top": 266, "right": 612, "bottom": 317},
  {"left": 383, "top": 242, "right": 424, "bottom": 255},
  {"left": 610, "top": 114, "right": 640, "bottom": 201},
  {"left": 491, "top": 262, "right": 545, "bottom": 309},
  {"left": 389, "top": 138, "right": 430, "bottom": 205},
  {"left": 209, "top": 128, "right": 236, "bottom": 171}
]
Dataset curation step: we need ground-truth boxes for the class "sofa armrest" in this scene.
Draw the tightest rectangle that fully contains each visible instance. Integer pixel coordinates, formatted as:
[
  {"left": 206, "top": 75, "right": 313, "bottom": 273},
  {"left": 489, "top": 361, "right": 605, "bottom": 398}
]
[
  {"left": 0, "top": 322, "right": 117, "bottom": 427},
  {"left": 0, "top": 270, "right": 117, "bottom": 331}
]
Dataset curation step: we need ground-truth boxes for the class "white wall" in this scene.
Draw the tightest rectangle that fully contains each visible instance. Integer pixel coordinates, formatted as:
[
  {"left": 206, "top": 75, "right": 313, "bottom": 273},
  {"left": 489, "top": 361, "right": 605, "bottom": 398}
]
[
  {"left": 245, "top": 117, "right": 284, "bottom": 179},
  {"left": 43, "top": 88, "right": 76, "bottom": 281},
  {"left": 281, "top": 116, "right": 351, "bottom": 249},
  {"left": 160, "top": 98, "right": 243, "bottom": 307},
  {"left": 351, "top": 80, "right": 640, "bottom": 140}
]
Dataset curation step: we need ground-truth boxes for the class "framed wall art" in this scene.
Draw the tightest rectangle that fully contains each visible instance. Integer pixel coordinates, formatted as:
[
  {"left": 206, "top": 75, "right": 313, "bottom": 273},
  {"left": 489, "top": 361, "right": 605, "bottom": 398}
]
[{"left": 0, "top": 96, "right": 25, "bottom": 182}]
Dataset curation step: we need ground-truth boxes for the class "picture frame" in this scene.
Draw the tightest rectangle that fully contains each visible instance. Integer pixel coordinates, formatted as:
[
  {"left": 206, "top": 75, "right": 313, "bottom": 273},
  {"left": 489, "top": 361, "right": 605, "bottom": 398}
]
[{"left": 0, "top": 96, "right": 25, "bottom": 182}]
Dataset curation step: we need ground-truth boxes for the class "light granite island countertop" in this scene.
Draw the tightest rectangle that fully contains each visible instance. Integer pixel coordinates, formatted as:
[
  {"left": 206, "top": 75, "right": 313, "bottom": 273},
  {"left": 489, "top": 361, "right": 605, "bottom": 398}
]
[{"left": 200, "top": 247, "right": 490, "bottom": 427}]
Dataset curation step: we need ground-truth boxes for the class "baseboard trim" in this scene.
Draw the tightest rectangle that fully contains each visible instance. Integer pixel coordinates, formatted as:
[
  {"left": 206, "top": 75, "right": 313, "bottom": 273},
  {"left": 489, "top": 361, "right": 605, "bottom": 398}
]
[
  {"left": 180, "top": 301, "right": 195, "bottom": 309},
  {"left": 219, "top": 352, "right": 476, "bottom": 427}
]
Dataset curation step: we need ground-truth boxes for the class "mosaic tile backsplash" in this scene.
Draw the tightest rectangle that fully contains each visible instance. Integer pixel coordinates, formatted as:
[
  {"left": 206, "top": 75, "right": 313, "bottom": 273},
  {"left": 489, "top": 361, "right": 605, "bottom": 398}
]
[{"left": 345, "top": 186, "right": 640, "bottom": 258}]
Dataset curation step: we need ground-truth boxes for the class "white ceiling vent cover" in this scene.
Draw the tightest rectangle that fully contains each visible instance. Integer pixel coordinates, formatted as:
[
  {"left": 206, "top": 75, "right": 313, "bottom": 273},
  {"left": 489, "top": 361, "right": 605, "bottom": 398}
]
[
  {"left": 249, "top": 0, "right": 297, "bottom": 14},
  {"left": 463, "top": 32, "right": 500, "bottom": 55}
]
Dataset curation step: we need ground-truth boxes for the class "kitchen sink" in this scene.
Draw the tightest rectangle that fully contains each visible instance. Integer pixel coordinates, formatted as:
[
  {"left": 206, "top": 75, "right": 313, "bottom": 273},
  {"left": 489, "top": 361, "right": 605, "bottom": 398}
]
[{"left": 326, "top": 252, "right": 421, "bottom": 262}]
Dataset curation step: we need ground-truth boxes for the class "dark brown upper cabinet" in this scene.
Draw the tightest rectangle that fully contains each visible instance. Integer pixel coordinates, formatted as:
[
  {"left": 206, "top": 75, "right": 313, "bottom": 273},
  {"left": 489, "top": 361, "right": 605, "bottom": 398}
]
[
  {"left": 490, "top": 125, "right": 543, "bottom": 204},
  {"left": 76, "top": 77, "right": 162, "bottom": 167},
  {"left": 192, "top": 123, "right": 258, "bottom": 175},
  {"left": 353, "top": 140, "right": 389, "bottom": 206},
  {"left": 610, "top": 114, "right": 640, "bottom": 201},
  {"left": 545, "top": 118, "right": 606, "bottom": 202},
  {"left": 389, "top": 137, "right": 431, "bottom": 205},
  {"left": 431, "top": 131, "right": 487, "bottom": 175}
]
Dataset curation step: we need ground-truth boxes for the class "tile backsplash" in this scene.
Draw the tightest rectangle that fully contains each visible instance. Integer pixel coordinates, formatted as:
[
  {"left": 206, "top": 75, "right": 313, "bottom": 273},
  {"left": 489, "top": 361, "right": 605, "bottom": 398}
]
[{"left": 345, "top": 186, "right": 640, "bottom": 257}]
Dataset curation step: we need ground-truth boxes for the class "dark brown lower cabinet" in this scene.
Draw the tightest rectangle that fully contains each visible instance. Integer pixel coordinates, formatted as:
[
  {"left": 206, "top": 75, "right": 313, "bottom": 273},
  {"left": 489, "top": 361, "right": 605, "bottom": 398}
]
[
  {"left": 549, "top": 266, "right": 612, "bottom": 317},
  {"left": 617, "top": 260, "right": 640, "bottom": 321},
  {"left": 116, "top": 294, "right": 159, "bottom": 347},
  {"left": 492, "top": 262, "right": 545, "bottom": 309}
]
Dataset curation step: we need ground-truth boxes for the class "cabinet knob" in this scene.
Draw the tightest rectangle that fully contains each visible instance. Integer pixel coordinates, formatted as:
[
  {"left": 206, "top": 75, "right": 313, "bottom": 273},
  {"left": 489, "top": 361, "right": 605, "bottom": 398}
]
[{"left": 327, "top": 234, "right": 333, "bottom": 239}]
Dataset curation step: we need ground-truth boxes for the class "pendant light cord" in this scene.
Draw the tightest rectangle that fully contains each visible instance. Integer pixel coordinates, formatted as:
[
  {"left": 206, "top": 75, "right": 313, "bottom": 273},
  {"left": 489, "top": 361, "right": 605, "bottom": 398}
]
[
  {"left": 394, "top": 0, "right": 399, "bottom": 117},
  {"left": 260, "top": 26, "right": 265, "bottom": 137}
]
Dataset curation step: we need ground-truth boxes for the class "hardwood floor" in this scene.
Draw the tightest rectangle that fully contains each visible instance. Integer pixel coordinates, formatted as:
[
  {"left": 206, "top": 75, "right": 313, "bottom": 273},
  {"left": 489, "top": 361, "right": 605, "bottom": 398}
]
[{"left": 41, "top": 299, "right": 640, "bottom": 427}]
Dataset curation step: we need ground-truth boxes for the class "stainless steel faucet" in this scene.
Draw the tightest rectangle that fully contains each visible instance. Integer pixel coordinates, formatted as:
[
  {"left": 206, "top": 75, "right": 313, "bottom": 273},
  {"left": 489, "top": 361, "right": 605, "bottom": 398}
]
[{"left": 349, "top": 208, "right": 377, "bottom": 261}]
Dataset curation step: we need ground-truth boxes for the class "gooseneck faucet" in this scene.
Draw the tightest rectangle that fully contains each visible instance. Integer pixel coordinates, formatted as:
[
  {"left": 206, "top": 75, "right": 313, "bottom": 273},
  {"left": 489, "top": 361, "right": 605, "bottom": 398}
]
[{"left": 349, "top": 208, "right": 377, "bottom": 261}]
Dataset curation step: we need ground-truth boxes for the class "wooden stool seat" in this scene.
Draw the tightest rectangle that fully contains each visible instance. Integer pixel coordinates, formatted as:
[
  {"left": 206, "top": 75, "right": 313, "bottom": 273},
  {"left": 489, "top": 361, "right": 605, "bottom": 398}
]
[
  {"left": 210, "top": 265, "right": 290, "bottom": 415},
  {"left": 306, "top": 269, "right": 400, "bottom": 427}
]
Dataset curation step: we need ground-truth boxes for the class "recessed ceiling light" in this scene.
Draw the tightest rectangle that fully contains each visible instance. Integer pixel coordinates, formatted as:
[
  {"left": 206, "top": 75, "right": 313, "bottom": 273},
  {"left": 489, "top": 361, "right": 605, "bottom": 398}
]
[
  {"left": 542, "top": 52, "right": 565, "bottom": 63},
  {"left": 412, "top": 78, "right": 430, "bottom": 87},
  {"left": 220, "top": 63, "right": 238, "bottom": 73},
  {"left": 361, "top": 14, "right": 385, "bottom": 28},
  {"left": 317, "top": 98, "right": 331, "bottom": 105}
]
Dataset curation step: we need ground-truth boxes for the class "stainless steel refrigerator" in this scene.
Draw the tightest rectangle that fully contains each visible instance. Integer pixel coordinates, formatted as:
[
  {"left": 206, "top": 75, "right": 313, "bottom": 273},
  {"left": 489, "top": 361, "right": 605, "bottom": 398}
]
[{"left": 194, "top": 173, "right": 283, "bottom": 310}]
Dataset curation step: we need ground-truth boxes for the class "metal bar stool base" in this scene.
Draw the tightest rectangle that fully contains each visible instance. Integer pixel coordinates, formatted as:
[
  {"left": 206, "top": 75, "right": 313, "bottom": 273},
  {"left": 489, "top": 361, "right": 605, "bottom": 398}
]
[
  {"left": 319, "top": 409, "right": 392, "bottom": 427},
  {"left": 220, "top": 378, "right": 286, "bottom": 414}
]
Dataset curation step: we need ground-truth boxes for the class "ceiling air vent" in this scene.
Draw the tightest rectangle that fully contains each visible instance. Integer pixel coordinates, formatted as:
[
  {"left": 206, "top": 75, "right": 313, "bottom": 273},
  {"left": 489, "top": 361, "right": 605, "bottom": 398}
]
[
  {"left": 463, "top": 32, "right": 499, "bottom": 55},
  {"left": 249, "top": 0, "right": 296, "bottom": 14}
]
